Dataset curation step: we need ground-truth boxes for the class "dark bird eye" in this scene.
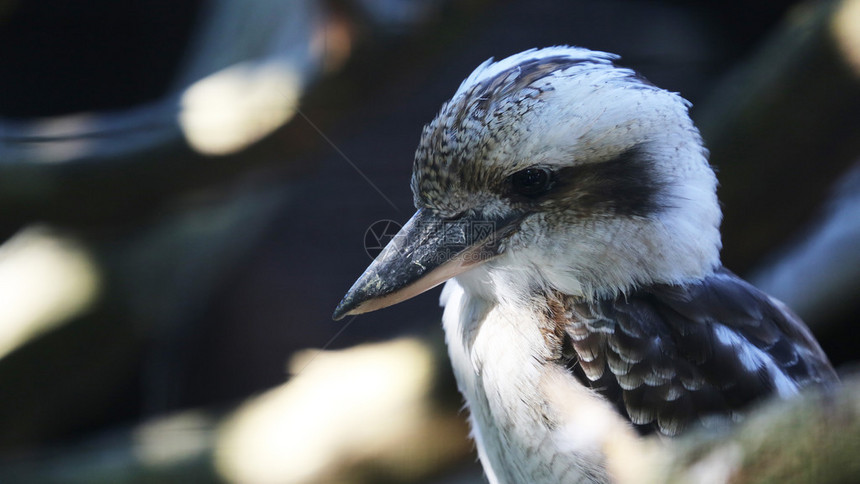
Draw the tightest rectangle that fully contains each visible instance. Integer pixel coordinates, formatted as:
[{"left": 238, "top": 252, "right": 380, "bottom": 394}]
[{"left": 510, "top": 167, "right": 553, "bottom": 197}]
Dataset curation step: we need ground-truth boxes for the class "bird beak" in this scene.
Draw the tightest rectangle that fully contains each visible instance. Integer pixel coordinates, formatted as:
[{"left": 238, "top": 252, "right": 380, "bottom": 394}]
[{"left": 333, "top": 208, "right": 519, "bottom": 320}]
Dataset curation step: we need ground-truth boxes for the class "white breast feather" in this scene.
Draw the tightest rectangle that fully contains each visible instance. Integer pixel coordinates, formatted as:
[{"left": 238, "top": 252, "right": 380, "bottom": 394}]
[{"left": 441, "top": 277, "right": 639, "bottom": 484}]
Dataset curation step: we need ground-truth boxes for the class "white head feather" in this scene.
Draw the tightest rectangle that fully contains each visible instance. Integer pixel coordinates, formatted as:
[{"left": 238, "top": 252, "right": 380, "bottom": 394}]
[{"left": 412, "top": 46, "right": 722, "bottom": 302}]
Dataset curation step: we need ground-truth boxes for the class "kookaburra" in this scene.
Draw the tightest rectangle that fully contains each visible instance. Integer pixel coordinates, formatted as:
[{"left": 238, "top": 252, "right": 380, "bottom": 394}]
[{"left": 333, "top": 46, "right": 838, "bottom": 483}]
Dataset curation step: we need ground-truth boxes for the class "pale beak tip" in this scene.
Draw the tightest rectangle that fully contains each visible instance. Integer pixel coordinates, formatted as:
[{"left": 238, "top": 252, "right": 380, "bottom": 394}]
[
  {"left": 333, "top": 276, "right": 376, "bottom": 321},
  {"left": 332, "top": 296, "right": 358, "bottom": 321}
]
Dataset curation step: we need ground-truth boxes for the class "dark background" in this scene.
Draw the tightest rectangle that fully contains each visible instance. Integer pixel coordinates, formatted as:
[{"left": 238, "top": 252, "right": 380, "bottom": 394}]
[{"left": 0, "top": 0, "right": 857, "bottom": 482}]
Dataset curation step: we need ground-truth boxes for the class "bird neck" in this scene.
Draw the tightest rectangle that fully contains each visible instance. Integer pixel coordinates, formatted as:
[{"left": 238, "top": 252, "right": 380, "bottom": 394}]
[
  {"left": 490, "top": 201, "right": 723, "bottom": 302},
  {"left": 440, "top": 278, "right": 644, "bottom": 483}
]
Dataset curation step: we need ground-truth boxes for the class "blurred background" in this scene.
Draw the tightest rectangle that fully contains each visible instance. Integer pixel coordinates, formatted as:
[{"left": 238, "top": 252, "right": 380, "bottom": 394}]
[{"left": 0, "top": 0, "right": 858, "bottom": 482}]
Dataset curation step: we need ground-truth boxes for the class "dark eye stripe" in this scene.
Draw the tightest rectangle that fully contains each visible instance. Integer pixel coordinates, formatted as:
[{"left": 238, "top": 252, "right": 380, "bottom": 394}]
[
  {"left": 510, "top": 167, "right": 553, "bottom": 197},
  {"left": 515, "top": 144, "right": 664, "bottom": 217},
  {"left": 556, "top": 145, "right": 664, "bottom": 216}
]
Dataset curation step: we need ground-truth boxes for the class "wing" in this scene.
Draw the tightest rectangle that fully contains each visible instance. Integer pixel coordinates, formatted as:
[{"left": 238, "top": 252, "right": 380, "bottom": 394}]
[{"left": 559, "top": 267, "right": 838, "bottom": 436}]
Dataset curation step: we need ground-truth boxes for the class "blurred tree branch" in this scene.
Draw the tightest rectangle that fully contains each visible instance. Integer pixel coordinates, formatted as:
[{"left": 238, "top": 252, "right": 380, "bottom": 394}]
[
  {"left": 655, "top": 373, "right": 860, "bottom": 484},
  {"left": 0, "top": 337, "right": 857, "bottom": 484},
  {"left": 696, "top": 0, "right": 860, "bottom": 275}
]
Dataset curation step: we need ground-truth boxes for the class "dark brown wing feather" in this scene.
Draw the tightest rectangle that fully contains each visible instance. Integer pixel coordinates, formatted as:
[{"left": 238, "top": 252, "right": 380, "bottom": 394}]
[{"left": 559, "top": 267, "right": 838, "bottom": 436}]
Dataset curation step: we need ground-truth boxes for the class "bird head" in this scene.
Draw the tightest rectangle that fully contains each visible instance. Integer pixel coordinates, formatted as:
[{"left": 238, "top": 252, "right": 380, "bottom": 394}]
[{"left": 334, "top": 46, "right": 722, "bottom": 319}]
